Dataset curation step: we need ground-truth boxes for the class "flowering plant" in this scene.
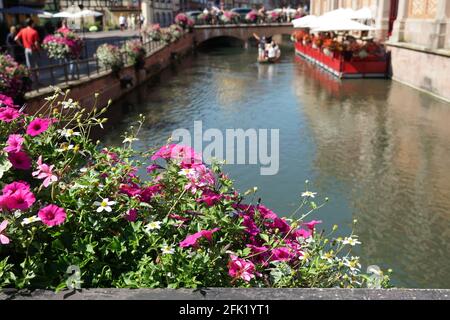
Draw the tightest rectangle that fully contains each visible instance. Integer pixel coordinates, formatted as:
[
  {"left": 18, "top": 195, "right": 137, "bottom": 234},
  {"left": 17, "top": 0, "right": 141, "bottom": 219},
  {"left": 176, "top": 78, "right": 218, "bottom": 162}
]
[
  {"left": 0, "top": 54, "right": 31, "bottom": 101},
  {"left": 220, "top": 11, "right": 239, "bottom": 24},
  {"left": 245, "top": 10, "right": 258, "bottom": 23},
  {"left": 122, "top": 40, "right": 146, "bottom": 69},
  {"left": 168, "top": 24, "right": 184, "bottom": 42},
  {"left": 313, "top": 37, "right": 323, "bottom": 48},
  {"left": 174, "top": 13, "right": 195, "bottom": 30},
  {"left": 96, "top": 43, "right": 124, "bottom": 74},
  {"left": 266, "top": 11, "right": 280, "bottom": 23},
  {"left": 197, "top": 13, "right": 212, "bottom": 25},
  {"left": 42, "top": 32, "right": 83, "bottom": 60},
  {"left": 0, "top": 90, "right": 392, "bottom": 290},
  {"left": 291, "top": 30, "right": 307, "bottom": 42},
  {"left": 144, "top": 24, "right": 162, "bottom": 42}
]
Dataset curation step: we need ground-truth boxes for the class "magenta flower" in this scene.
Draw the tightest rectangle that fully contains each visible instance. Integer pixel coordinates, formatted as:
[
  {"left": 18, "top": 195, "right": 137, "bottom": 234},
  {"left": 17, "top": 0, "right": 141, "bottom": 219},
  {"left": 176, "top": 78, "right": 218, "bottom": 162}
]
[
  {"left": 292, "top": 228, "right": 312, "bottom": 239},
  {"left": 4, "top": 134, "right": 24, "bottom": 153},
  {"left": 196, "top": 190, "right": 222, "bottom": 206},
  {"left": 242, "top": 215, "right": 260, "bottom": 236},
  {"left": 0, "top": 220, "right": 10, "bottom": 245},
  {"left": 227, "top": 255, "right": 256, "bottom": 282},
  {"left": 0, "top": 107, "right": 21, "bottom": 122},
  {"left": 26, "top": 118, "right": 52, "bottom": 136},
  {"left": 8, "top": 151, "right": 32, "bottom": 170},
  {"left": 124, "top": 209, "right": 138, "bottom": 222},
  {"left": 303, "top": 220, "right": 322, "bottom": 231},
  {"left": 146, "top": 164, "right": 161, "bottom": 173},
  {"left": 2, "top": 181, "right": 30, "bottom": 195},
  {"left": 0, "top": 94, "right": 16, "bottom": 108},
  {"left": 32, "top": 156, "right": 58, "bottom": 188},
  {"left": 179, "top": 227, "right": 220, "bottom": 248},
  {"left": 270, "top": 247, "right": 292, "bottom": 262},
  {"left": 4, "top": 188, "right": 36, "bottom": 211},
  {"left": 38, "top": 204, "right": 67, "bottom": 227}
]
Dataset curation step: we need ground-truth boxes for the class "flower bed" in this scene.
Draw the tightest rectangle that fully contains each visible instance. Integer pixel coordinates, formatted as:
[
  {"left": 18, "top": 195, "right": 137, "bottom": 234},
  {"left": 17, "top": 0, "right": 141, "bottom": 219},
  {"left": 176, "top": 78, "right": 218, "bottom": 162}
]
[
  {"left": 122, "top": 40, "right": 146, "bottom": 69},
  {"left": 42, "top": 32, "right": 84, "bottom": 60},
  {"left": 0, "top": 54, "right": 31, "bottom": 102},
  {"left": 0, "top": 91, "right": 391, "bottom": 290},
  {"left": 96, "top": 44, "right": 124, "bottom": 75}
]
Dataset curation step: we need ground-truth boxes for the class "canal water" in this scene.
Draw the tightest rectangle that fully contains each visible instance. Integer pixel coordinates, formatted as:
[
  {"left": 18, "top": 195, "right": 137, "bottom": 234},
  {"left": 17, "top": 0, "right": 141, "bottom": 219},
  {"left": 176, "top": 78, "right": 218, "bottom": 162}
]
[{"left": 103, "top": 45, "right": 450, "bottom": 289}]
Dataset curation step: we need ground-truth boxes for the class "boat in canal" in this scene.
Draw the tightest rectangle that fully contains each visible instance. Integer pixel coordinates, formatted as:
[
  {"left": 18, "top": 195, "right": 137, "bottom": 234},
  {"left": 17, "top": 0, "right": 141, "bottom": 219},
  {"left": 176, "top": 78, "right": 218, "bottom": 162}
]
[{"left": 258, "top": 50, "right": 281, "bottom": 64}]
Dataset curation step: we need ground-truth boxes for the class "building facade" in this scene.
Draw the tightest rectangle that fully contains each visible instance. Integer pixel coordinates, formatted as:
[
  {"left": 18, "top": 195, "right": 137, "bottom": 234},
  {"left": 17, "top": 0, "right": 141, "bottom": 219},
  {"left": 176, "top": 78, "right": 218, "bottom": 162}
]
[
  {"left": 141, "top": 0, "right": 181, "bottom": 27},
  {"left": 387, "top": 0, "right": 450, "bottom": 101}
]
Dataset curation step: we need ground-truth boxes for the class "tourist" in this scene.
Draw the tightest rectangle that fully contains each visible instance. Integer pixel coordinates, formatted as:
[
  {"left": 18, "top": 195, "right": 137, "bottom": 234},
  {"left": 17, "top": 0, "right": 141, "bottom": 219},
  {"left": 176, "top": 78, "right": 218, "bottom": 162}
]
[
  {"left": 14, "top": 18, "right": 40, "bottom": 69},
  {"left": 258, "top": 6, "right": 266, "bottom": 23},
  {"left": 267, "top": 44, "right": 276, "bottom": 59},
  {"left": 119, "top": 15, "right": 126, "bottom": 31},
  {"left": 253, "top": 33, "right": 266, "bottom": 60},
  {"left": 5, "top": 26, "right": 22, "bottom": 63},
  {"left": 57, "top": 20, "right": 71, "bottom": 34}
]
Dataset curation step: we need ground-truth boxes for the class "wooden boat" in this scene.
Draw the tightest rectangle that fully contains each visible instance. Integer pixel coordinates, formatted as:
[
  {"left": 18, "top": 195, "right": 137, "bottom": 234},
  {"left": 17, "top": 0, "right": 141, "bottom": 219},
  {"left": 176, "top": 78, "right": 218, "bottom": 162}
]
[{"left": 258, "top": 50, "right": 281, "bottom": 63}]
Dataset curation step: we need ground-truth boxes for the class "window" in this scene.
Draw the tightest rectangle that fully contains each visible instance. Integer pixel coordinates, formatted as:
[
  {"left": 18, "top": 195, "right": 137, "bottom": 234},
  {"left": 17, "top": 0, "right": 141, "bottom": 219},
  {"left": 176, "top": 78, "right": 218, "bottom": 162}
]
[{"left": 408, "top": 0, "right": 437, "bottom": 19}]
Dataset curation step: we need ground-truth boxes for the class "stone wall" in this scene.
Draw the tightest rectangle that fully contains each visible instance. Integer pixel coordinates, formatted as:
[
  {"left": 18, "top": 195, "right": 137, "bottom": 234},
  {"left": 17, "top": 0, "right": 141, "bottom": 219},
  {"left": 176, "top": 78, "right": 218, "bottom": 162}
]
[
  {"left": 2, "top": 288, "right": 450, "bottom": 300},
  {"left": 387, "top": 44, "right": 450, "bottom": 102},
  {"left": 24, "top": 33, "right": 195, "bottom": 116}
]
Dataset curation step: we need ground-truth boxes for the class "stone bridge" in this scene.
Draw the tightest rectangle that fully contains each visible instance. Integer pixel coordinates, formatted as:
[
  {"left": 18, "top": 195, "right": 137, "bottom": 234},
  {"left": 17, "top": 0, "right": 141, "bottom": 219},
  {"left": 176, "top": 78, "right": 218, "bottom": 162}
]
[{"left": 193, "top": 23, "right": 294, "bottom": 46}]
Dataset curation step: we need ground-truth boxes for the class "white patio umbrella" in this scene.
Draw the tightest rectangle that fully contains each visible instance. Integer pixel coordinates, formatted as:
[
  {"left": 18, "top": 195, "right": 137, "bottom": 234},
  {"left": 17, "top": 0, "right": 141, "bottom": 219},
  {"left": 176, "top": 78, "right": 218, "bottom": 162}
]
[
  {"left": 311, "top": 18, "right": 375, "bottom": 32},
  {"left": 292, "top": 15, "right": 318, "bottom": 28},
  {"left": 323, "top": 8, "right": 356, "bottom": 20},
  {"left": 72, "top": 9, "right": 103, "bottom": 18},
  {"left": 351, "top": 7, "right": 375, "bottom": 20},
  {"left": 53, "top": 11, "right": 77, "bottom": 18}
]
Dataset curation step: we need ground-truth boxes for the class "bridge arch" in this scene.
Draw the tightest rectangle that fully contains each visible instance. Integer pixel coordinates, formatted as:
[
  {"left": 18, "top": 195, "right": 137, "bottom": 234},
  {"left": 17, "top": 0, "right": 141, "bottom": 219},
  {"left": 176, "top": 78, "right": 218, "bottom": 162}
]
[{"left": 193, "top": 24, "right": 294, "bottom": 47}]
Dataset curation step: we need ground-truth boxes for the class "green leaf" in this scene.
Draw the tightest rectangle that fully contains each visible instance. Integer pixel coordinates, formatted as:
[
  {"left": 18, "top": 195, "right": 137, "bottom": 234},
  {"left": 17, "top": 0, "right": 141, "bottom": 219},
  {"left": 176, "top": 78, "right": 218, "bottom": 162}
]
[
  {"left": 260, "top": 234, "right": 270, "bottom": 243},
  {"left": 0, "top": 155, "right": 12, "bottom": 179}
]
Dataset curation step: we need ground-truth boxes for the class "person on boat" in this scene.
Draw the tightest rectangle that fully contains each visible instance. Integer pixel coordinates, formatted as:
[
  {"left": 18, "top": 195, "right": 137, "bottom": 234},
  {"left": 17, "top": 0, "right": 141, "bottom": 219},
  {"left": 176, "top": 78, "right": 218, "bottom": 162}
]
[
  {"left": 272, "top": 41, "right": 280, "bottom": 58},
  {"left": 267, "top": 44, "right": 276, "bottom": 60},
  {"left": 253, "top": 33, "right": 266, "bottom": 60}
]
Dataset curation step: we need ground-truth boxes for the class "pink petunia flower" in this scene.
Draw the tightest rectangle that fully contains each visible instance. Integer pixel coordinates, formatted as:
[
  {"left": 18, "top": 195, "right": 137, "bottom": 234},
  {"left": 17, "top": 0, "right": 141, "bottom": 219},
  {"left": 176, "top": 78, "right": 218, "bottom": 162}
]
[
  {"left": 270, "top": 247, "right": 293, "bottom": 262},
  {"left": 0, "top": 94, "right": 16, "bottom": 108},
  {"left": 4, "top": 134, "right": 24, "bottom": 153},
  {"left": 124, "top": 209, "right": 138, "bottom": 222},
  {"left": 303, "top": 220, "right": 322, "bottom": 231},
  {"left": 2, "top": 181, "right": 30, "bottom": 195},
  {"left": 26, "top": 118, "right": 52, "bottom": 136},
  {"left": 227, "top": 255, "right": 256, "bottom": 282},
  {"left": 0, "top": 107, "right": 21, "bottom": 122},
  {"left": 8, "top": 151, "right": 32, "bottom": 170},
  {"left": 38, "top": 204, "right": 67, "bottom": 227},
  {"left": 4, "top": 188, "right": 36, "bottom": 211},
  {"left": 196, "top": 190, "right": 222, "bottom": 206},
  {"left": 179, "top": 227, "right": 220, "bottom": 248},
  {"left": 32, "top": 156, "right": 58, "bottom": 188},
  {"left": 0, "top": 220, "right": 10, "bottom": 245}
]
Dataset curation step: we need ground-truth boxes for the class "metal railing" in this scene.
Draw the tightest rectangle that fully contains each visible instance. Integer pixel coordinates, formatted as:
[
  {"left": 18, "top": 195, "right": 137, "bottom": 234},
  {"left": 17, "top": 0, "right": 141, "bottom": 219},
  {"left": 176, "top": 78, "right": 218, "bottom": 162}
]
[{"left": 28, "top": 39, "right": 166, "bottom": 92}]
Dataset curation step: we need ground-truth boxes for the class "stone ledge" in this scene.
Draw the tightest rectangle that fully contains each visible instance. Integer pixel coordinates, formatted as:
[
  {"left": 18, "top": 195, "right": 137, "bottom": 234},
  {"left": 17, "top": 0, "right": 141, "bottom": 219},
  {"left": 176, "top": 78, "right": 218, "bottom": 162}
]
[
  {"left": 1, "top": 288, "right": 449, "bottom": 300},
  {"left": 385, "top": 41, "right": 450, "bottom": 58}
]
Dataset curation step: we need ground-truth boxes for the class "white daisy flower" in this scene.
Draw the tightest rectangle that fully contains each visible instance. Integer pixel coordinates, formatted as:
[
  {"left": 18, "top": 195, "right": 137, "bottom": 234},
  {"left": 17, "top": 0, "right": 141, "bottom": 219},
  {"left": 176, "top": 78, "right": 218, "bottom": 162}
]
[
  {"left": 301, "top": 191, "right": 317, "bottom": 198},
  {"left": 94, "top": 198, "right": 116, "bottom": 213},
  {"left": 161, "top": 245, "right": 175, "bottom": 255}
]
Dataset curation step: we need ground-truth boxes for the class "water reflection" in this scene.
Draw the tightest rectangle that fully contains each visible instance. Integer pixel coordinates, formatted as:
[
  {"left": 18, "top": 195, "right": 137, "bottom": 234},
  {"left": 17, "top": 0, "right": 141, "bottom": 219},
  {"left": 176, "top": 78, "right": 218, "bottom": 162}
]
[
  {"left": 103, "top": 48, "right": 450, "bottom": 288},
  {"left": 293, "top": 58, "right": 450, "bottom": 288}
]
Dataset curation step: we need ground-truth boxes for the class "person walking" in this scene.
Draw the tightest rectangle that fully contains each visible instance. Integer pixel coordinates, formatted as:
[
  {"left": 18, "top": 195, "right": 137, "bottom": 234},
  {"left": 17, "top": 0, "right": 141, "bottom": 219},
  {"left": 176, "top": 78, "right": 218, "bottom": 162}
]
[
  {"left": 14, "top": 18, "right": 40, "bottom": 69},
  {"left": 119, "top": 15, "right": 126, "bottom": 31},
  {"left": 6, "top": 26, "right": 23, "bottom": 62}
]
